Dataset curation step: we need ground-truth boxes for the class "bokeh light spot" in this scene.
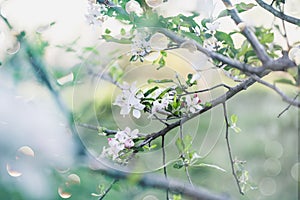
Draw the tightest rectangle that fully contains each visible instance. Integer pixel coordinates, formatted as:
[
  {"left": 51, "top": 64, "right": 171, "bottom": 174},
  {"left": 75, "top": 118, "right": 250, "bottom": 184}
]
[
  {"left": 259, "top": 177, "right": 276, "bottom": 196},
  {"left": 6, "top": 163, "right": 22, "bottom": 177},
  {"left": 58, "top": 187, "right": 72, "bottom": 199},
  {"left": 263, "top": 158, "right": 281, "bottom": 176},
  {"left": 290, "top": 162, "right": 299, "bottom": 182}
]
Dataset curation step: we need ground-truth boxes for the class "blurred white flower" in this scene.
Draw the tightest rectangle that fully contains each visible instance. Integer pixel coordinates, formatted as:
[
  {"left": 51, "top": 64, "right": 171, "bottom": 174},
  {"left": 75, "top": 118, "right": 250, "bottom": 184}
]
[
  {"left": 131, "top": 32, "right": 151, "bottom": 57},
  {"left": 185, "top": 94, "right": 202, "bottom": 113},
  {"left": 114, "top": 82, "right": 145, "bottom": 118},
  {"left": 85, "top": 1, "right": 107, "bottom": 26},
  {"left": 149, "top": 32, "right": 169, "bottom": 51},
  {"left": 102, "top": 127, "right": 140, "bottom": 160},
  {"left": 125, "top": 0, "right": 143, "bottom": 16},
  {"left": 190, "top": 73, "right": 201, "bottom": 83},
  {"left": 146, "top": 0, "right": 164, "bottom": 8},
  {"left": 289, "top": 47, "right": 300, "bottom": 65},
  {"left": 206, "top": 21, "right": 220, "bottom": 32}
]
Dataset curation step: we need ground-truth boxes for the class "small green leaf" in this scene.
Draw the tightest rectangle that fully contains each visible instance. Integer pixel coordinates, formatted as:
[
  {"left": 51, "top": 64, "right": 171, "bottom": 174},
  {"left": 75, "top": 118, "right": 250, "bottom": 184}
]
[
  {"left": 176, "top": 138, "right": 184, "bottom": 153},
  {"left": 231, "top": 114, "right": 238, "bottom": 124},
  {"left": 172, "top": 194, "right": 182, "bottom": 200},
  {"left": 173, "top": 160, "right": 184, "bottom": 169},
  {"left": 160, "top": 50, "right": 167, "bottom": 57},
  {"left": 236, "top": 3, "right": 256, "bottom": 13},
  {"left": 105, "top": 29, "right": 111, "bottom": 34},
  {"left": 215, "top": 31, "right": 234, "bottom": 48},
  {"left": 191, "top": 163, "right": 226, "bottom": 172},
  {"left": 144, "top": 86, "right": 159, "bottom": 97},
  {"left": 147, "top": 79, "right": 173, "bottom": 84},
  {"left": 120, "top": 28, "right": 126, "bottom": 36},
  {"left": 274, "top": 78, "right": 295, "bottom": 86}
]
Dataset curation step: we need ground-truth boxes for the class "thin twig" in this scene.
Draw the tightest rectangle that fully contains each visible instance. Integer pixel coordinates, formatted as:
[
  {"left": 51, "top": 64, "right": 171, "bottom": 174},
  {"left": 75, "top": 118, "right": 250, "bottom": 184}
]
[
  {"left": 277, "top": 94, "right": 299, "bottom": 118},
  {"left": 255, "top": 0, "right": 300, "bottom": 25},
  {"left": 222, "top": 103, "right": 244, "bottom": 195},
  {"left": 180, "top": 122, "right": 194, "bottom": 186},
  {"left": 179, "top": 84, "right": 231, "bottom": 97},
  {"left": 77, "top": 122, "right": 117, "bottom": 135},
  {"left": 162, "top": 135, "right": 169, "bottom": 200},
  {"left": 99, "top": 179, "right": 119, "bottom": 200},
  {"left": 251, "top": 75, "right": 300, "bottom": 107},
  {"left": 280, "top": 4, "right": 291, "bottom": 49}
]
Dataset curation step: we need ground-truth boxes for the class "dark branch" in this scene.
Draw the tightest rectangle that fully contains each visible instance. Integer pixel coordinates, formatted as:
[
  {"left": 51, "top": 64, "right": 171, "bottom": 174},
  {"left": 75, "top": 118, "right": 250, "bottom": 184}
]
[
  {"left": 277, "top": 94, "right": 299, "bottom": 118},
  {"left": 251, "top": 75, "right": 300, "bottom": 107},
  {"left": 99, "top": 179, "right": 118, "bottom": 200},
  {"left": 91, "top": 164, "right": 230, "bottom": 200},
  {"left": 221, "top": 0, "right": 271, "bottom": 64},
  {"left": 256, "top": 0, "right": 300, "bottom": 25},
  {"left": 138, "top": 77, "right": 258, "bottom": 149}
]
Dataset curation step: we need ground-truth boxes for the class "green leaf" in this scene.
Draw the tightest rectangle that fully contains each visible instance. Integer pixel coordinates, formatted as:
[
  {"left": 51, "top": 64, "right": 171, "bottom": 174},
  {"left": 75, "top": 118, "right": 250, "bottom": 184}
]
[
  {"left": 181, "top": 31, "right": 203, "bottom": 45},
  {"left": 215, "top": 31, "right": 234, "bottom": 48},
  {"left": 231, "top": 126, "right": 242, "bottom": 133},
  {"left": 144, "top": 86, "right": 159, "bottom": 97},
  {"left": 172, "top": 194, "right": 182, "bottom": 200},
  {"left": 175, "top": 138, "right": 184, "bottom": 153},
  {"left": 260, "top": 32, "right": 274, "bottom": 44},
  {"left": 183, "top": 134, "right": 192, "bottom": 151},
  {"left": 231, "top": 114, "right": 238, "bottom": 124},
  {"left": 236, "top": 3, "right": 256, "bottom": 13},
  {"left": 147, "top": 79, "right": 173, "bottom": 84},
  {"left": 105, "top": 28, "right": 111, "bottom": 34},
  {"left": 274, "top": 78, "right": 295, "bottom": 86},
  {"left": 120, "top": 28, "right": 126, "bottom": 36},
  {"left": 191, "top": 163, "right": 226, "bottom": 172},
  {"left": 217, "top": 10, "right": 229, "bottom": 18},
  {"left": 102, "top": 34, "right": 132, "bottom": 44},
  {"left": 173, "top": 160, "right": 184, "bottom": 169}
]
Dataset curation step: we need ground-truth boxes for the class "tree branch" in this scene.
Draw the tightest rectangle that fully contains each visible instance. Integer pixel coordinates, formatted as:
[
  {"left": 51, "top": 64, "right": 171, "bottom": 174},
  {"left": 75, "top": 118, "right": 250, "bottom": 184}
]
[
  {"left": 138, "top": 77, "right": 258, "bottom": 149},
  {"left": 222, "top": 103, "right": 244, "bottom": 195},
  {"left": 91, "top": 164, "right": 229, "bottom": 200},
  {"left": 221, "top": 0, "right": 272, "bottom": 64},
  {"left": 251, "top": 75, "right": 300, "bottom": 107},
  {"left": 77, "top": 122, "right": 118, "bottom": 135},
  {"left": 158, "top": 28, "right": 266, "bottom": 75},
  {"left": 255, "top": 0, "right": 300, "bottom": 25},
  {"left": 99, "top": 179, "right": 118, "bottom": 200}
]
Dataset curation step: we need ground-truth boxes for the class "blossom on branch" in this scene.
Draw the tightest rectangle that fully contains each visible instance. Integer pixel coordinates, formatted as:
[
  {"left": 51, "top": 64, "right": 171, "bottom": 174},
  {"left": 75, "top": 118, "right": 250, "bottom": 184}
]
[
  {"left": 102, "top": 127, "right": 140, "bottom": 160},
  {"left": 85, "top": 1, "right": 107, "bottom": 26},
  {"left": 125, "top": 0, "right": 144, "bottom": 16},
  {"left": 114, "top": 82, "right": 145, "bottom": 118},
  {"left": 131, "top": 32, "right": 151, "bottom": 57},
  {"left": 184, "top": 94, "right": 203, "bottom": 114}
]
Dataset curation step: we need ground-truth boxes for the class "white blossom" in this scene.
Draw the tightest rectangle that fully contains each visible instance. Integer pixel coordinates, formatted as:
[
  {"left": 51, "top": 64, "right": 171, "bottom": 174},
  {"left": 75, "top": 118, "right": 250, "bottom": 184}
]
[
  {"left": 85, "top": 1, "right": 107, "bottom": 26},
  {"left": 114, "top": 82, "right": 145, "bottom": 118},
  {"left": 102, "top": 127, "right": 140, "bottom": 160},
  {"left": 190, "top": 73, "right": 201, "bottom": 84},
  {"left": 185, "top": 94, "right": 203, "bottom": 114},
  {"left": 206, "top": 21, "right": 220, "bottom": 32},
  {"left": 145, "top": 0, "right": 164, "bottom": 8},
  {"left": 131, "top": 32, "right": 151, "bottom": 57},
  {"left": 125, "top": 0, "right": 143, "bottom": 16}
]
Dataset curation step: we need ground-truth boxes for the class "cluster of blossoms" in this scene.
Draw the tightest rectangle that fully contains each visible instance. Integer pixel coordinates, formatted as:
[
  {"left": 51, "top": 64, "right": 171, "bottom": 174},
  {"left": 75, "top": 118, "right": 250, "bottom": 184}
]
[
  {"left": 113, "top": 82, "right": 145, "bottom": 118},
  {"left": 114, "top": 78, "right": 204, "bottom": 120},
  {"left": 102, "top": 127, "right": 139, "bottom": 160},
  {"left": 203, "top": 21, "right": 222, "bottom": 51},
  {"left": 131, "top": 32, "right": 151, "bottom": 57},
  {"left": 85, "top": 0, "right": 107, "bottom": 26}
]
